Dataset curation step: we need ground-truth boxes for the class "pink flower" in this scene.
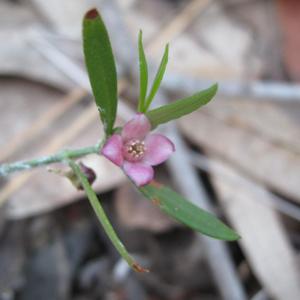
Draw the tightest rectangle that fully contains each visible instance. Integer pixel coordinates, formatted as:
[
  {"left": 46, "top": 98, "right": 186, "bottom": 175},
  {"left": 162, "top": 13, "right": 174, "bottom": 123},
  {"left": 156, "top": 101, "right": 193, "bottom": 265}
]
[{"left": 101, "top": 113, "right": 175, "bottom": 186}]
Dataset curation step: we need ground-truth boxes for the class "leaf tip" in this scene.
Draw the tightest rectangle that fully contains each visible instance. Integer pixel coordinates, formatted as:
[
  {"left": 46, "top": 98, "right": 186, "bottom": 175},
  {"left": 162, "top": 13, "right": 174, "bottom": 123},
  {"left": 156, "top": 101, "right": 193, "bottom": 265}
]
[
  {"left": 228, "top": 231, "right": 241, "bottom": 242},
  {"left": 138, "top": 30, "right": 143, "bottom": 46},
  {"left": 206, "top": 83, "right": 218, "bottom": 102},
  {"left": 132, "top": 262, "right": 149, "bottom": 273},
  {"left": 85, "top": 8, "right": 99, "bottom": 19},
  {"left": 212, "top": 82, "right": 218, "bottom": 93},
  {"left": 165, "top": 43, "right": 169, "bottom": 56}
]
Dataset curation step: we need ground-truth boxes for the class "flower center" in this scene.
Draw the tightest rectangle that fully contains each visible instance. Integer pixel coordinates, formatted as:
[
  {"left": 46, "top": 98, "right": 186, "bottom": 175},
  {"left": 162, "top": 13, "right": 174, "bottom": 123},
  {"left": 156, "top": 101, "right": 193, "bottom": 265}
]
[{"left": 124, "top": 139, "right": 146, "bottom": 162}]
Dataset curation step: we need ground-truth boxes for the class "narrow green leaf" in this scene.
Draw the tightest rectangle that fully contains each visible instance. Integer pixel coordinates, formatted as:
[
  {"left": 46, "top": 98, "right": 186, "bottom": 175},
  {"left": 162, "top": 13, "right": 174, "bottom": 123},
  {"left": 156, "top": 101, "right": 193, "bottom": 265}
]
[
  {"left": 143, "top": 44, "right": 169, "bottom": 112},
  {"left": 69, "top": 160, "right": 148, "bottom": 273},
  {"left": 83, "top": 8, "right": 118, "bottom": 135},
  {"left": 139, "top": 182, "right": 239, "bottom": 241},
  {"left": 138, "top": 30, "right": 148, "bottom": 112},
  {"left": 146, "top": 83, "right": 218, "bottom": 128}
]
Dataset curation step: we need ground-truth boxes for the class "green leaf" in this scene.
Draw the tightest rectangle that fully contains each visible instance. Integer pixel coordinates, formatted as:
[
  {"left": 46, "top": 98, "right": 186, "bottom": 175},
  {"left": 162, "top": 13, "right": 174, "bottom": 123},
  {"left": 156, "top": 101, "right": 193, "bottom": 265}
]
[
  {"left": 143, "top": 43, "right": 169, "bottom": 112},
  {"left": 83, "top": 9, "right": 118, "bottom": 135},
  {"left": 146, "top": 83, "right": 218, "bottom": 128},
  {"left": 69, "top": 160, "right": 148, "bottom": 273},
  {"left": 139, "top": 182, "right": 240, "bottom": 241},
  {"left": 138, "top": 30, "right": 148, "bottom": 112}
]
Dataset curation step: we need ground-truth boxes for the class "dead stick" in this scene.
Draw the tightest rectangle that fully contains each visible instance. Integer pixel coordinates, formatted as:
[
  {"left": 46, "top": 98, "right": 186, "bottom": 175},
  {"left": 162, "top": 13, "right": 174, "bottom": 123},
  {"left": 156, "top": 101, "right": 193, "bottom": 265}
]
[
  {"left": 190, "top": 152, "right": 300, "bottom": 223},
  {"left": 163, "top": 73, "right": 300, "bottom": 102},
  {"left": 146, "top": 0, "right": 212, "bottom": 54},
  {"left": 0, "top": 88, "right": 87, "bottom": 162},
  {"left": 0, "top": 103, "right": 98, "bottom": 205}
]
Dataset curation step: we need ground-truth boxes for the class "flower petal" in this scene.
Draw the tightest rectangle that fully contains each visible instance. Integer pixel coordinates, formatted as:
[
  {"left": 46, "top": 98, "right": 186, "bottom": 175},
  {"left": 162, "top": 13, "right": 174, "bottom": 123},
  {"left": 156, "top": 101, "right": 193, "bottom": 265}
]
[
  {"left": 143, "top": 133, "right": 175, "bottom": 166},
  {"left": 123, "top": 161, "right": 154, "bottom": 186},
  {"left": 122, "top": 113, "right": 151, "bottom": 141},
  {"left": 101, "top": 134, "right": 124, "bottom": 166}
]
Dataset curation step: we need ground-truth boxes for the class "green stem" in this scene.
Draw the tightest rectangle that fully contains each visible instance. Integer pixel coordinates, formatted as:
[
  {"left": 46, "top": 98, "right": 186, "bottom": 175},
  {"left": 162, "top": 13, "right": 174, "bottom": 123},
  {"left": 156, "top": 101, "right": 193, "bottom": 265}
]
[
  {"left": 0, "top": 141, "right": 103, "bottom": 176},
  {"left": 0, "top": 138, "right": 148, "bottom": 272},
  {"left": 69, "top": 160, "right": 147, "bottom": 273}
]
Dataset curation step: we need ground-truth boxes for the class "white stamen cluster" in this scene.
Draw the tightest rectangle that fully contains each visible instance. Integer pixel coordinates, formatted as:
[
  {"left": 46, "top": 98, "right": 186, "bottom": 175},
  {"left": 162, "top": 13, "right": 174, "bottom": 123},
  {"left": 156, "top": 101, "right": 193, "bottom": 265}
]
[{"left": 126, "top": 139, "right": 146, "bottom": 159}]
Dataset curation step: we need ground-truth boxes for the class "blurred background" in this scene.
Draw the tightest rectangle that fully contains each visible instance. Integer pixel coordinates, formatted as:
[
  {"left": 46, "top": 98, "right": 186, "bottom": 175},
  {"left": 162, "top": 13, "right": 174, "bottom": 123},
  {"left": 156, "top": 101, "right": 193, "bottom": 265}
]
[{"left": 0, "top": 0, "right": 300, "bottom": 299}]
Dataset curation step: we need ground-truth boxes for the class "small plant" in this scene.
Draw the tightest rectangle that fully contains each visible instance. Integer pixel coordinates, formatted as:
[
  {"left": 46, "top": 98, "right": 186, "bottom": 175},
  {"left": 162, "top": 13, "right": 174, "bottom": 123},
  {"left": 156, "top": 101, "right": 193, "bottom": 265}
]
[{"left": 0, "top": 8, "right": 239, "bottom": 272}]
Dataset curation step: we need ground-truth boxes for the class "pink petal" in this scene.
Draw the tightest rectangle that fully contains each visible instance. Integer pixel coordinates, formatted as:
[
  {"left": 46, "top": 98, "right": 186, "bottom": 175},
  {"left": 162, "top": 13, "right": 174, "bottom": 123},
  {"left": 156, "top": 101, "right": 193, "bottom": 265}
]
[
  {"left": 122, "top": 113, "right": 151, "bottom": 142},
  {"left": 123, "top": 161, "right": 154, "bottom": 186},
  {"left": 101, "top": 134, "right": 124, "bottom": 166},
  {"left": 143, "top": 134, "right": 175, "bottom": 166}
]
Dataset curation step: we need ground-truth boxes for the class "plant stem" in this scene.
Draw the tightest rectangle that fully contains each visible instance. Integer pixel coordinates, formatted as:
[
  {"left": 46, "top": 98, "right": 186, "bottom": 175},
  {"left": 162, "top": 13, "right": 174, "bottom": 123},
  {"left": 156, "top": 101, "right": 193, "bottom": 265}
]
[
  {"left": 69, "top": 160, "right": 148, "bottom": 273},
  {"left": 0, "top": 137, "right": 148, "bottom": 271},
  {"left": 0, "top": 142, "right": 103, "bottom": 176}
]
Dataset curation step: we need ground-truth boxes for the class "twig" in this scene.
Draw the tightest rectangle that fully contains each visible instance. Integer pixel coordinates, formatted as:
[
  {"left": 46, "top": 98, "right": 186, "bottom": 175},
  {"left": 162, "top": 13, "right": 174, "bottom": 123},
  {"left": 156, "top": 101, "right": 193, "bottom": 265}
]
[
  {"left": 0, "top": 88, "right": 87, "bottom": 162},
  {"left": 0, "top": 102, "right": 99, "bottom": 205},
  {"left": 190, "top": 152, "right": 300, "bottom": 222},
  {"left": 146, "top": 0, "right": 212, "bottom": 54},
  {"left": 0, "top": 144, "right": 101, "bottom": 176},
  {"left": 165, "top": 124, "right": 247, "bottom": 300},
  {"left": 32, "top": 36, "right": 134, "bottom": 120},
  {"left": 164, "top": 73, "right": 300, "bottom": 102}
]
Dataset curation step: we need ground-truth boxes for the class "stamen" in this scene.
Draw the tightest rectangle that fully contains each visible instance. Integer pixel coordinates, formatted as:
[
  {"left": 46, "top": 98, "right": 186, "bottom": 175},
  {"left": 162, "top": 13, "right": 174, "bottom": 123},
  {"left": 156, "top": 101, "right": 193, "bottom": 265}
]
[{"left": 124, "top": 139, "right": 146, "bottom": 162}]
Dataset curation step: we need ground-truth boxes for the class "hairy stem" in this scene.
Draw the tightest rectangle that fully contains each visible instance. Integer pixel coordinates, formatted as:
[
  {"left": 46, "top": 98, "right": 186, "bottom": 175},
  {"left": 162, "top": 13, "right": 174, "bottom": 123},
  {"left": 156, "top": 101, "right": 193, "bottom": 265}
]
[{"left": 0, "top": 141, "right": 104, "bottom": 176}]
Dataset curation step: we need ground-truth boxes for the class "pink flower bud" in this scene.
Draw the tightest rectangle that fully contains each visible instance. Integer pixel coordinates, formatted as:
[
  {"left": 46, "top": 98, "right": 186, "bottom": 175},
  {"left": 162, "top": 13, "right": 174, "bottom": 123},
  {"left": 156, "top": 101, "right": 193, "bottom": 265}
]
[
  {"left": 66, "top": 162, "right": 96, "bottom": 190},
  {"left": 79, "top": 162, "right": 96, "bottom": 186}
]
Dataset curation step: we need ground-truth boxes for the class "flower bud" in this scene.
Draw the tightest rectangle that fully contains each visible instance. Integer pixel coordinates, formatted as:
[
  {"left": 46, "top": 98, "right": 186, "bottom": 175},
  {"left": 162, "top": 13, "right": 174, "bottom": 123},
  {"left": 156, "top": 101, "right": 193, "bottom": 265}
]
[
  {"left": 79, "top": 162, "right": 96, "bottom": 186},
  {"left": 66, "top": 162, "right": 96, "bottom": 190}
]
